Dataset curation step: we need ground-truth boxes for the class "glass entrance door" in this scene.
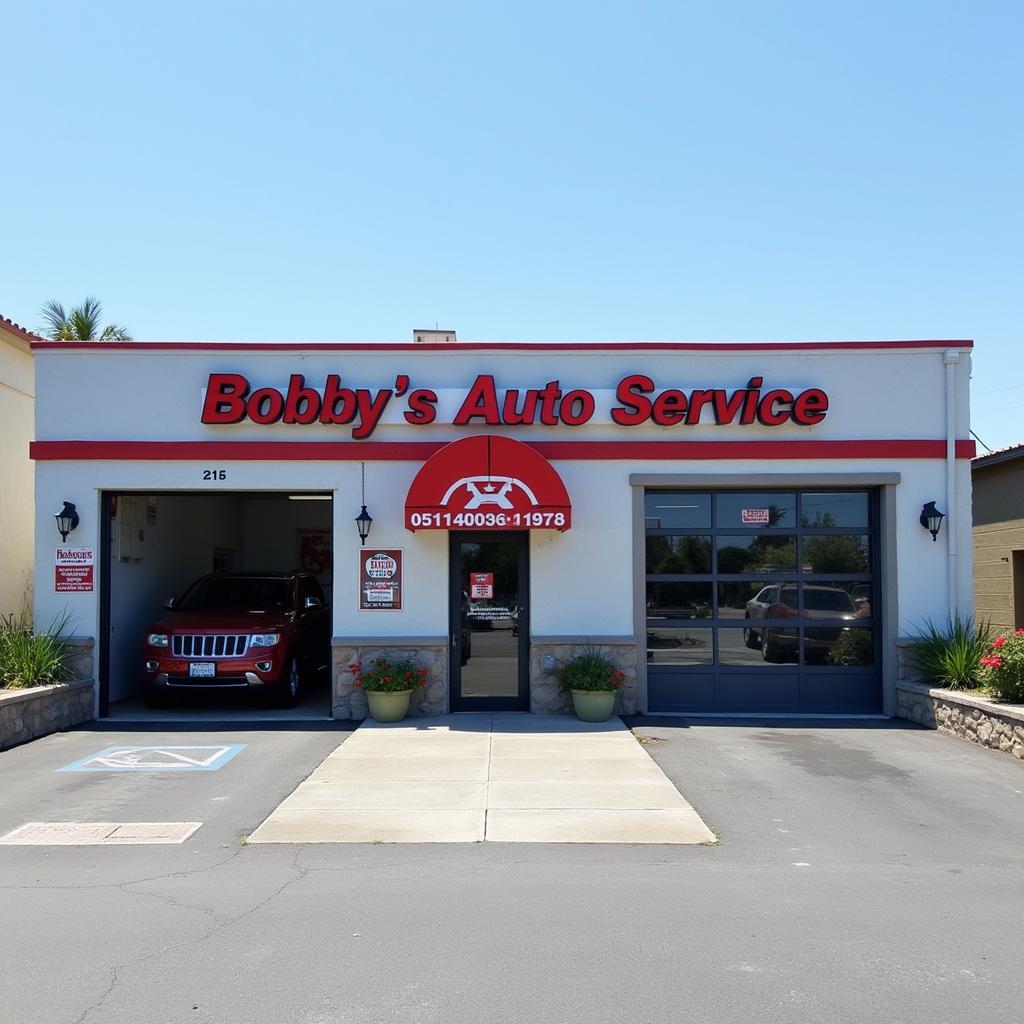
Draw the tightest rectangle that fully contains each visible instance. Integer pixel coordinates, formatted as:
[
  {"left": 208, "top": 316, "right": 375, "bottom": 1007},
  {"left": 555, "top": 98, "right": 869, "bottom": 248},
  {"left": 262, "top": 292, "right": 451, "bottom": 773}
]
[{"left": 449, "top": 533, "right": 530, "bottom": 712}]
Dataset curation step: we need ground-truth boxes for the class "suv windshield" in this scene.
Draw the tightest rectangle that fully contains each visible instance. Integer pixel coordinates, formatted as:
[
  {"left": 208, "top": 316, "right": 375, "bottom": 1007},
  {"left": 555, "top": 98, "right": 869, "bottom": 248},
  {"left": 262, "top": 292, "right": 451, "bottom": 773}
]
[{"left": 178, "top": 578, "right": 293, "bottom": 612}]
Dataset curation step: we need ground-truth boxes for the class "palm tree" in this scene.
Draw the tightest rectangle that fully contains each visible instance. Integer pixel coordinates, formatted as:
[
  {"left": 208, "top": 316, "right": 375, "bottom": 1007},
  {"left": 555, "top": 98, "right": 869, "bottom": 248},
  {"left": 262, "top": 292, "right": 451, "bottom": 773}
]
[{"left": 39, "top": 297, "right": 132, "bottom": 340}]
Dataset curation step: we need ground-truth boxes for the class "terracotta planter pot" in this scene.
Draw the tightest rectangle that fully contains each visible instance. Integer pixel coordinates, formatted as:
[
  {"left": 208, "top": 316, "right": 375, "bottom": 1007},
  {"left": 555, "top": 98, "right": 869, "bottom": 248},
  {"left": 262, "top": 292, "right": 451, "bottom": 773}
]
[
  {"left": 570, "top": 689, "right": 616, "bottom": 723},
  {"left": 365, "top": 689, "right": 413, "bottom": 723}
]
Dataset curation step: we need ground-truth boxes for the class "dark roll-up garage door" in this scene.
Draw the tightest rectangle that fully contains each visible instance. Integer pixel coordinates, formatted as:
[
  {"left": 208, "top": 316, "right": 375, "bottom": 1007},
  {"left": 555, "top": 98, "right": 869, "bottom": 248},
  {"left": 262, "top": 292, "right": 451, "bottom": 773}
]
[{"left": 645, "top": 489, "right": 882, "bottom": 714}]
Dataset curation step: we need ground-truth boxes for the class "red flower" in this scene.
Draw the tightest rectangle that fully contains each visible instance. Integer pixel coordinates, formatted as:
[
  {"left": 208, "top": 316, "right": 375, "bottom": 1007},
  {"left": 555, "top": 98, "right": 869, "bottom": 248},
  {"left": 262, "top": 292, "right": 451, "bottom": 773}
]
[
  {"left": 981, "top": 655, "right": 1003, "bottom": 670},
  {"left": 993, "top": 635, "right": 1007, "bottom": 649}
]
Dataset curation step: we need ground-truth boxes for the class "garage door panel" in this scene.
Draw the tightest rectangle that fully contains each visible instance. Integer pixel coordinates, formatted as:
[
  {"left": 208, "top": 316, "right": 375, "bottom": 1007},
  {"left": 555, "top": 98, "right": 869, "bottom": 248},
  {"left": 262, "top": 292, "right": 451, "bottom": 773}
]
[
  {"left": 645, "top": 488, "right": 882, "bottom": 715},
  {"left": 713, "top": 672, "right": 801, "bottom": 710},
  {"left": 646, "top": 670, "right": 715, "bottom": 713}
]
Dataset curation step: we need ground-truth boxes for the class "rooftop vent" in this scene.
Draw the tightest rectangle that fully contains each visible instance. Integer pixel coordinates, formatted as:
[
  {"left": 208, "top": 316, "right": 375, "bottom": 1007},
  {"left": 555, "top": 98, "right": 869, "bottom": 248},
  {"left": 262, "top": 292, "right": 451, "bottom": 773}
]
[{"left": 413, "top": 329, "right": 457, "bottom": 344}]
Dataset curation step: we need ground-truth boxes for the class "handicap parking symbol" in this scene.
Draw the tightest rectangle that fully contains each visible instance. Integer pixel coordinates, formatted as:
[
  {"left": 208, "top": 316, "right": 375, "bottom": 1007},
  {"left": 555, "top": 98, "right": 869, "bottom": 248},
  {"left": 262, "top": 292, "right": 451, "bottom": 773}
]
[{"left": 58, "top": 744, "right": 246, "bottom": 772}]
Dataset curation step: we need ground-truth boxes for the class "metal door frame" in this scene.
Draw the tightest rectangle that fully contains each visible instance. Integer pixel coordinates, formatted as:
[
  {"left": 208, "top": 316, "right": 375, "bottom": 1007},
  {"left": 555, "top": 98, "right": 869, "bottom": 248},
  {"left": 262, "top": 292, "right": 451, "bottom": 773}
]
[{"left": 448, "top": 532, "right": 530, "bottom": 712}]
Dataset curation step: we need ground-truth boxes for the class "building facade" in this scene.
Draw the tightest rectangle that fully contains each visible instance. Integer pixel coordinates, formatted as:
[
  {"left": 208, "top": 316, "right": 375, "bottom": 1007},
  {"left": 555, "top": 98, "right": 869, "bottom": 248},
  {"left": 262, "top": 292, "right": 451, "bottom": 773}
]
[
  {"left": 29, "top": 339, "right": 974, "bottom": 719},
  {"left": 0, "top": 316, "right": 37, "bottom": 616},
  {"left": 972, "top": 445, "right": 1024, "bottom": 635}
]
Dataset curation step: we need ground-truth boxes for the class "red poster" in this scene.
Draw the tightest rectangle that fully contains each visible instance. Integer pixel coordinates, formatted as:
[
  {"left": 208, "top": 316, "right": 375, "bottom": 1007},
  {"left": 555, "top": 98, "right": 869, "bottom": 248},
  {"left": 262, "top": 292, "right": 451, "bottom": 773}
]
[{"left": 470, "top": 572, "right": 494, "bottom": 600}]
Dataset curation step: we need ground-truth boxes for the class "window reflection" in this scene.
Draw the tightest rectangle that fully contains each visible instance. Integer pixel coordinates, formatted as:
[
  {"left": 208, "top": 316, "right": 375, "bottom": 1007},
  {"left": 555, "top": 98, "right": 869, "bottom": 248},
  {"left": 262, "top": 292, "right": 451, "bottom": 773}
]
[
  {"left": 646, "top": 535, "right": 712, "bottom": 574},
  {"left": 646, "top": 626, "right": 713, "bottom": 664},
  {"left": 800, "top": 492, "right": 869, "bottom": 528},
  {"left": 719, "top": 627, "right": 799, "bottom": 666},
  {"left": 807, "top": 627, "right": 874, "bottom": 666},
  {"left": 717, "top": 535, "right": 797, "bottom": 573},
  {"left": 644, "top": 493, "right": 711, "bottom": 530},
  {"left": 646, "top": 582, "right": 713, "bottom": 619},
  {"left": 801, "top": 535, "right": 870, "bottom": 573}
]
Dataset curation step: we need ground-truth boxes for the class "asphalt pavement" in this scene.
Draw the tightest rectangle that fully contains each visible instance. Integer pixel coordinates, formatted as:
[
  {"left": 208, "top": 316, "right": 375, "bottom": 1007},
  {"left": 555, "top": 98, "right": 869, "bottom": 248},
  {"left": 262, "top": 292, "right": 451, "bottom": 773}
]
[{"left": 1, "top": 716, "right": 1022, "bottom": 1023}]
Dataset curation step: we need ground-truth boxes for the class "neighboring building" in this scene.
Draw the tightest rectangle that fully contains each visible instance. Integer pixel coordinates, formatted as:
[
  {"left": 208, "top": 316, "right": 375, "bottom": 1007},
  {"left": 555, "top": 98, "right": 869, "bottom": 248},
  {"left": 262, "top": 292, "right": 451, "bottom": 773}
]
[
  {"left": 29, "top": 337, "right": 974, "bottom": 720},
  {"left": 972, "top": 443, "right": 1024, "bottom": 634},
  {"left": 0, "top": 315, "right": 39, "bottom": 616}
]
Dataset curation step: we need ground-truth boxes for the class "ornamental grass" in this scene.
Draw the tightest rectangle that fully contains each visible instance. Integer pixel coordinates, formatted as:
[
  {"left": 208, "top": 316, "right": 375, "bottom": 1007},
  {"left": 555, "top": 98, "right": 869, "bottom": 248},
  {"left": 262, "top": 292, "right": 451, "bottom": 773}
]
[
  {"left": 0, "top": 612, "right": 74, "bottom": 690},
  {"left": 906, "top": 615, "right": 991, "bottom": 691}
]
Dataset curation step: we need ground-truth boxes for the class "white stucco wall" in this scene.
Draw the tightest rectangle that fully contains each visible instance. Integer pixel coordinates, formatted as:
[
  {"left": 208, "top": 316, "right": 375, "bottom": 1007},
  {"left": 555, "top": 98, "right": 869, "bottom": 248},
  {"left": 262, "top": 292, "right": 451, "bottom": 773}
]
[
  {"left": 0, "top": 329, "right": 35, "bottom": 617},
  {"left": 30, "top": 341, "right": 974, "bottom": 710}
]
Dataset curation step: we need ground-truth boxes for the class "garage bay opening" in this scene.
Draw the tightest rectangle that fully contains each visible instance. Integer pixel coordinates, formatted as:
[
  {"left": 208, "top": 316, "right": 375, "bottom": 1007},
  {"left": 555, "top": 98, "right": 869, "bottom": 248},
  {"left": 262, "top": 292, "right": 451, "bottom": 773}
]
[{"left": 99, "top": 491, "right": 333, "bottom": 719}]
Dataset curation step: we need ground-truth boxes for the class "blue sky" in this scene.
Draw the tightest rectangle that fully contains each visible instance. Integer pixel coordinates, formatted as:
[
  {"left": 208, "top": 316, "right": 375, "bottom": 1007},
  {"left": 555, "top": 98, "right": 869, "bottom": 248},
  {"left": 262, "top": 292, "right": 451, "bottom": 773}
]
[{"left": 2, "top": 1, "right": 1021, "bottom": 448}]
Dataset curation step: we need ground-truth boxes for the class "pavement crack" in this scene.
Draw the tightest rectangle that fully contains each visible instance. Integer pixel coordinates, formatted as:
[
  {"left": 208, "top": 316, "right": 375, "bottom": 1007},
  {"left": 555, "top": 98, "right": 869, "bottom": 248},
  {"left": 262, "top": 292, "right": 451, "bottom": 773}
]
[{"left": 70, "top": 849, "right": 311, "bottom": 1024}]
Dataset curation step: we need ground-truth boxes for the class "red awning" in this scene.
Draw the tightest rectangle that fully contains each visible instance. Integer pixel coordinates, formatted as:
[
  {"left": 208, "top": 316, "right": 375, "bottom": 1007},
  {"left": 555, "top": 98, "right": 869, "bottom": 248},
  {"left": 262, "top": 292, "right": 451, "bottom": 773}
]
[{"left": 405, "top": 435, "right": 571, "bottom": 531}]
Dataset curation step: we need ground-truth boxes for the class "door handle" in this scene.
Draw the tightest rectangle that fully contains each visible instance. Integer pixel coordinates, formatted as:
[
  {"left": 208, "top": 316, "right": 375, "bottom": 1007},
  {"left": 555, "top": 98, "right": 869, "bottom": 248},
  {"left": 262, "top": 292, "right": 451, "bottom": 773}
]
[{"left": 451, "top": 635, "right": 458, "bottom": 649}]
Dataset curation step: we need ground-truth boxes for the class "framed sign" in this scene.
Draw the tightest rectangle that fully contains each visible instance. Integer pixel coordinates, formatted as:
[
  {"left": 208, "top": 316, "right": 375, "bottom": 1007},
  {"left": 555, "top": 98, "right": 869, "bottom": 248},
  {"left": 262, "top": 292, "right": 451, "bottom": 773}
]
[
  {"left": 741, "top": 508, "right": 770, "bottom": 525},
  {"left": 359, "top": 549, "right": 403, "bottom": 611},
  {"left": 55, "top": 547, "right": 95, "bottom": 593}
]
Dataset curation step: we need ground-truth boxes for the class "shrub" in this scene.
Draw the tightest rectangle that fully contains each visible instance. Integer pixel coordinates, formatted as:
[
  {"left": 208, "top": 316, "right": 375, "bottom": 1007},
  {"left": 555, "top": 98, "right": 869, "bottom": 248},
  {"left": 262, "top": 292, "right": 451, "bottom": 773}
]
[
  {"left": 350, "top": 657, "right": 428, "bottom": 693},
  {"left": 980, "top": 630, "right": 1024, "bottom": 703},
  {"left": 0, "top": 612, "right": 74, "bottom": 689},
  {"left": 556, "top": 648, "right": 624, "bottom": 694},
  {"left": 826, "top": 629, "right": 873, "bottom": 666},
  {"left": 906, "top": 615, "right": 991, "bottom": 690}
]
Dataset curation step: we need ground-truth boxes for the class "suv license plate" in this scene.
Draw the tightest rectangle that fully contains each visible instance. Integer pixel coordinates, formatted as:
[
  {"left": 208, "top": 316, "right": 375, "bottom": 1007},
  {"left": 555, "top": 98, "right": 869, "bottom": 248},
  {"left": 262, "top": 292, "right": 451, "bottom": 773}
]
[{"left": 189, "top": 663, "right": 216, "bottom": 678}]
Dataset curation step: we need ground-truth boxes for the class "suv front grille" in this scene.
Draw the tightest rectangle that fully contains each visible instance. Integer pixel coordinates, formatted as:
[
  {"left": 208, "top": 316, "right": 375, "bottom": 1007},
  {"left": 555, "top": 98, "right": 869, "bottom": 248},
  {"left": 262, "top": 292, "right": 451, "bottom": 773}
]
[{"left": 171, "top": 634, "right": 250, "bottom": 658}]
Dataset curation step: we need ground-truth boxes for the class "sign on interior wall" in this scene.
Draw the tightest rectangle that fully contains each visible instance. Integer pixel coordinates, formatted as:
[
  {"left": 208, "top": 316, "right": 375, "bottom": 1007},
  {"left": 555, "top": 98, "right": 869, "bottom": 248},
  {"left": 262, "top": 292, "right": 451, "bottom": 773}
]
[
  {"left": 359, "top": 549, "right": 402, "bottom": 610},
  {"left": 55, "top": 547, "right": 94, "bottom": 593},
  {"left": 470, "top": 572, "right": 494, "bottom": 599},
  {"left": 297, "top": 530, "right": 333, "bottom": 578},
  {"left": 740, "top": 508, "right": 771, "bottom": 525}
]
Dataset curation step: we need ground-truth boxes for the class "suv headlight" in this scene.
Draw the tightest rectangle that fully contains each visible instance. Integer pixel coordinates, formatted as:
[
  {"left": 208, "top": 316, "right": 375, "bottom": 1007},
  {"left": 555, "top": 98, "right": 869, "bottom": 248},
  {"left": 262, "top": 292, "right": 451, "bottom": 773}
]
[
  {"left": 250, "top": 633, "right": 280, "bottom": 648},
  {"left": 147, "top": 633, "right": 169, "bottom": 647}
]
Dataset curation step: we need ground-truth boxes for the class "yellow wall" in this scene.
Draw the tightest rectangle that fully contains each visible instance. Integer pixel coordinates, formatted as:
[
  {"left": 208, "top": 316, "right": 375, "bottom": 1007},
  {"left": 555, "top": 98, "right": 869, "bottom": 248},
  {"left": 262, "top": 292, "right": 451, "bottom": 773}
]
[
  {"left": 972, "top": 458, "right": 1024, "bottom": 636},
  {"left": 0, "top": 328, "right": 35, "bottom": 616}
]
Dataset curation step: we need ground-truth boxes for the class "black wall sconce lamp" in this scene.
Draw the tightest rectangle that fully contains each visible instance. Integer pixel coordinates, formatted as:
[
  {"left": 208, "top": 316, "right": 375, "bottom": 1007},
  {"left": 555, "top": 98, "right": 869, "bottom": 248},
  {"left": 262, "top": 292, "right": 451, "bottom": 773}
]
[
  {"left": 919, "top": 501, "right": 946, "bottom": 542},
  {"left": 55, "top": 501, "right": 80, "bottom": 542},
  {"left": 354, "top": 463, "right": 373, "bottom": 546}
]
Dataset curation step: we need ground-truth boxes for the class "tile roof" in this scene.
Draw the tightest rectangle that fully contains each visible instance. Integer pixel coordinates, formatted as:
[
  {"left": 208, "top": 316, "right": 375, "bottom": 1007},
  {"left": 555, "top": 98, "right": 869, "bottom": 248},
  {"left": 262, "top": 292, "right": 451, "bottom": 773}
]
[
  {"left": 0, "top": 313, "right": 44, "bottom": 344},
  {"left": 972, "top": 441, "right": 1024, "bottom": 470}
]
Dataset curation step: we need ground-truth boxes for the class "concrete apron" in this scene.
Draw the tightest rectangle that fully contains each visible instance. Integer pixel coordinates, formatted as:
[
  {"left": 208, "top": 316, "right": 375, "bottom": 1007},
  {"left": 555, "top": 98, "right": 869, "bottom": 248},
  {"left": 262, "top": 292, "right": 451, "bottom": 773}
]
[{"left": 248, "top": 714, "right": 715, "bottom": 844}]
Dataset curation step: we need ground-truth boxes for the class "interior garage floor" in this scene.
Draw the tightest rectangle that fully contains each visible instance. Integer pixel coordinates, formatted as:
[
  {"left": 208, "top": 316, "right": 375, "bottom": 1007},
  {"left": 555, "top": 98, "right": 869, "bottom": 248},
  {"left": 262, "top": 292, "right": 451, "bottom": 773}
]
[{"left": 106, "top": 683, "right": 332, "bottom": 722}]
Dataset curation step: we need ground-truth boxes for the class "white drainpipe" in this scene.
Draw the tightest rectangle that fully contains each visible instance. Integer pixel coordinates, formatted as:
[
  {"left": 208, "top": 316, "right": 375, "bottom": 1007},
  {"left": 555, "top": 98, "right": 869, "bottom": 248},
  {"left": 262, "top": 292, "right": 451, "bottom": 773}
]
[{"left": 944, "top": 350, "right": 960, "bottom": 613}]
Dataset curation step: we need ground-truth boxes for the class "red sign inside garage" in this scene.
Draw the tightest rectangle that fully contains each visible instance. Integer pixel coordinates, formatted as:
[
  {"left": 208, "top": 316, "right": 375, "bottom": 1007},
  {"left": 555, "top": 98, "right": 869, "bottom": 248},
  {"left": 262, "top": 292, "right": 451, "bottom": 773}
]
[{"left": 405, "top": 434, "right": 572, "bottom": 531}]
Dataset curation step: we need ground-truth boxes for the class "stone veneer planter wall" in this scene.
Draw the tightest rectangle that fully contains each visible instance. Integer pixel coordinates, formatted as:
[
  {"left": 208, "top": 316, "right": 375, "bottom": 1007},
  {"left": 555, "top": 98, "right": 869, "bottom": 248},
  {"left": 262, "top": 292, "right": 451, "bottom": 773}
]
[
  {"left": 331, "top": 636, "right": 639, "bottom": 718},
  {"left": 529, "top": 637, "right": 638, "bottom": 715},
  {"left": 0, "top": 679, "right": 95, "bottom": 750},
  {"left": 896, "top": 680, "right": 1024, "bottom": 760},
  {"left": 333, "top": 639, "right": 448, "bottom": 720}
]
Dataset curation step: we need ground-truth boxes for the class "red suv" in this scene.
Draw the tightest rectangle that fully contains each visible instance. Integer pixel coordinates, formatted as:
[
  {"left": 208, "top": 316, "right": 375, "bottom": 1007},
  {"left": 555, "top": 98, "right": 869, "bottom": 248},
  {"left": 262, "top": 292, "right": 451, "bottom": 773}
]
[{"left": 141, "top": 571, "right": 330, "bottom": 707}]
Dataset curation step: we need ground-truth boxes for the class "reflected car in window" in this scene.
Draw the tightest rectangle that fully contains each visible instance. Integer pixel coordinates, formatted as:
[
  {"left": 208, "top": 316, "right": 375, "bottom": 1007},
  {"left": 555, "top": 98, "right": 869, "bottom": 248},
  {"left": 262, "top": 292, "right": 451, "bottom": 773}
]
[{"left": 743, "top": 584, "right": 859, "bottom": 663}]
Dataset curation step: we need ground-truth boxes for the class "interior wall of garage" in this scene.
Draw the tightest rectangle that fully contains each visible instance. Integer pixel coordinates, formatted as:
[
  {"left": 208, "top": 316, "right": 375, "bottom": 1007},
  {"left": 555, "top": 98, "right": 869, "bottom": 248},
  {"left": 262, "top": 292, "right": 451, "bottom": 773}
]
[
  {"left": 242, "top": 496, "right": 333, "bottom": 590},
  {"left": 108, "top": 494, "right": 244, "bottom": 702}
]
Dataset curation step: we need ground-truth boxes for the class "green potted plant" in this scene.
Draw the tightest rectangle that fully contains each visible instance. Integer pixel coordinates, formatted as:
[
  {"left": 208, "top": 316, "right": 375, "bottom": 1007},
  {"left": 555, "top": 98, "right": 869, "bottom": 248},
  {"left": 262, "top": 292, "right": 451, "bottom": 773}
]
[
  {"left": 351, "top": 657, "right": 428, "bottom": 722},
  {"left": 556, "top": 648, "right": 624, "bottom": 722}
]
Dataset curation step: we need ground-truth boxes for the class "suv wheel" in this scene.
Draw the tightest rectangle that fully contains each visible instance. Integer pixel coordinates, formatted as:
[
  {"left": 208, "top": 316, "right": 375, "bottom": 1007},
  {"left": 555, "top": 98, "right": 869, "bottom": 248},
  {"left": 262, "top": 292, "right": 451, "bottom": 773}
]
[
  {"left": 761, "top": 629, "right": 781, "bottom": 663},
  {"left": 273, "top": 658, "right": 301, "bottom": 709},
  {"left": 743, "top": 619, "right": 759, "bottom": 649}
]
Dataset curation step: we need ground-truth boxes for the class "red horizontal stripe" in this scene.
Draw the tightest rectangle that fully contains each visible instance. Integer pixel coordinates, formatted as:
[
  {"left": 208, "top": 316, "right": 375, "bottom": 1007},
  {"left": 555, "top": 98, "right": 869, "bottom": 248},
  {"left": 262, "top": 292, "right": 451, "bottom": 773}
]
[
  {"left": 30, "top": 439, "right": 978, "bottom": 461},
  {"left": 30, "top": 339, "right": 973, "bottom": 352}
]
